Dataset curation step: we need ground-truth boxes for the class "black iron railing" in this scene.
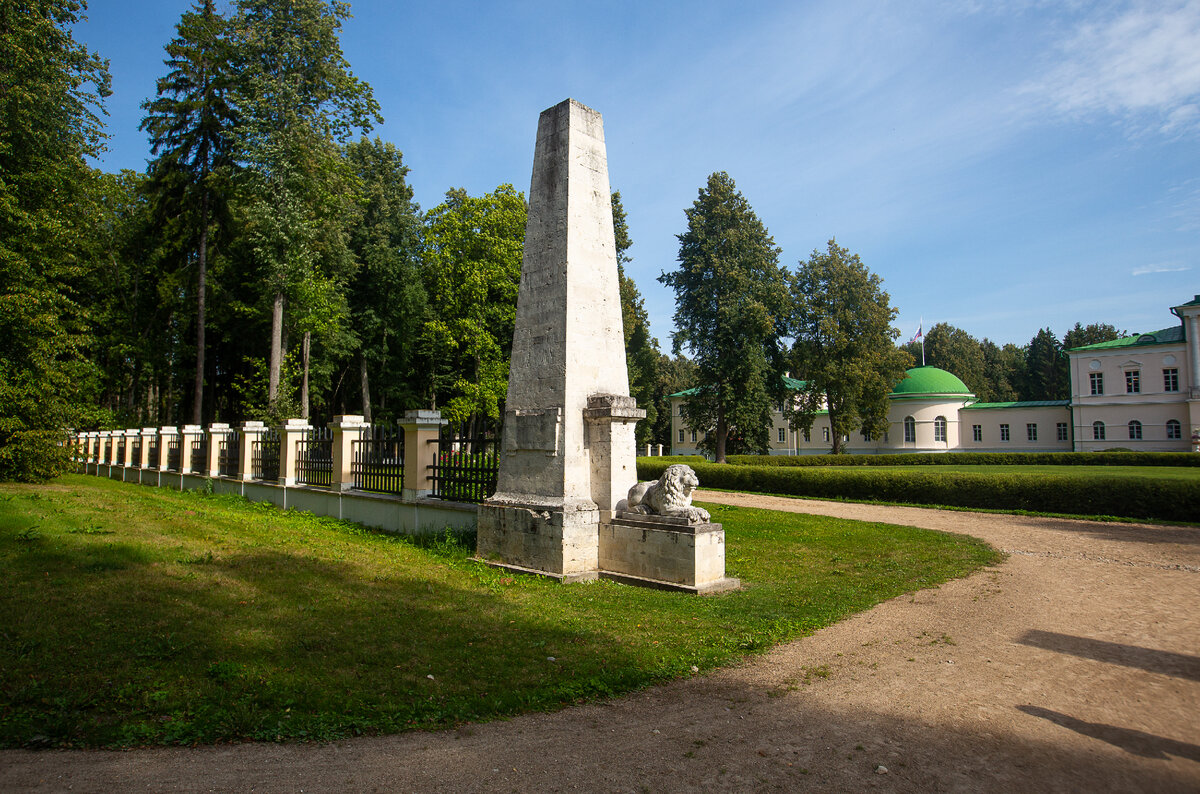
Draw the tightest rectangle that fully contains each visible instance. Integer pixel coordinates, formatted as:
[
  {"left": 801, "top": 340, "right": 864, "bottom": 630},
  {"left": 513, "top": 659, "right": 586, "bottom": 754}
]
[
  {"left": 190, "top": 437, "right": 208, "bottom": 473},
  {"left": 296, "top": 427, "right": 333, "bottom": 487},
  {"left": 148, "top": 438, "right": 160, "bottom": 469},
  {"left": 131, "top": 438, "right": 142, "bottom": 467},
  {"left": 251, "top": 428, "right": 281, "bottom": 481},
  {"left": 166, "top": 438, "right": 181, "bottom": 471},
  {"left": 351, "top": 425, "right": 403, "bottom": 494},
  {"left": 217, "top": 434, "right": 240, "bottom": 477},
  {"left": 430, "top": 426, "right": 499, "bottom": 503},
  {"left": 115, "top": 440, "right": 126, "bottom": 466}
]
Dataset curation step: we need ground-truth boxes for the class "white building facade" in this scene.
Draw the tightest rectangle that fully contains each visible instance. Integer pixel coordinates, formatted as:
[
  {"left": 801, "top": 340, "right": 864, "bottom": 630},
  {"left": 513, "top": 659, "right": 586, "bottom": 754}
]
[{"left": 669, "top": 294, "right": 1200, "bottom": 456}]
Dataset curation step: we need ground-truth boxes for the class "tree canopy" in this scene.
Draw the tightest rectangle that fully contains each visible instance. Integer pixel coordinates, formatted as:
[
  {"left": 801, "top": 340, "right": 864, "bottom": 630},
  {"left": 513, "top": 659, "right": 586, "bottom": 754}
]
[
  {"left": 660, "top": 172, "right": 789, "bottom": 462},
  {"left": 790, "top": 240, "right": 912, "bottom": 453}
]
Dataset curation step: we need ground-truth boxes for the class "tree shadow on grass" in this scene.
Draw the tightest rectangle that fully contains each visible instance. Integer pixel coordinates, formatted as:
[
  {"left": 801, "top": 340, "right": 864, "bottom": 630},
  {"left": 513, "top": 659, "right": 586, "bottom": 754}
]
[{"left": 0, "top": 532, "right": 651, "bottom": 747}]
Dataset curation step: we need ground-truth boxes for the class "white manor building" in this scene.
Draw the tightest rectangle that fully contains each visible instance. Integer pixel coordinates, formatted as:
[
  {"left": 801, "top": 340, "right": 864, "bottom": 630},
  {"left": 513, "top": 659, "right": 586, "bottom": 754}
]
[{"left": 669, "top": 294, "right": 1200, "bottom": 456}]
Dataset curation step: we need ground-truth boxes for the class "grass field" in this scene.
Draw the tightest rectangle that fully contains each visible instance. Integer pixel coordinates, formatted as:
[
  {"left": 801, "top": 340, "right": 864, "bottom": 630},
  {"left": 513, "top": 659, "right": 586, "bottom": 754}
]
[{"left": 0, "top": 475, "right": 999, "bottom": 748}]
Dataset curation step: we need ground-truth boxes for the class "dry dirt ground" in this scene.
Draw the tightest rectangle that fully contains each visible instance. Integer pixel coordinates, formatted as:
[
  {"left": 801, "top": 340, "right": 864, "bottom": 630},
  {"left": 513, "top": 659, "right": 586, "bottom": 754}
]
[{"left": 3, "top": 493, "right": 1199, "bottom": 793}]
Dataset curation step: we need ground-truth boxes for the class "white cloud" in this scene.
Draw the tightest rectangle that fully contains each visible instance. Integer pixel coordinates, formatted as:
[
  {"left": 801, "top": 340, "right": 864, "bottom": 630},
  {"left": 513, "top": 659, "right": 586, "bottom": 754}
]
[
  {"left": 1023, "top": 1, "right": 1200, "bottom": 133},
  {"left": 1131, "top": 262, "right": 1191, "bottom": 275}
]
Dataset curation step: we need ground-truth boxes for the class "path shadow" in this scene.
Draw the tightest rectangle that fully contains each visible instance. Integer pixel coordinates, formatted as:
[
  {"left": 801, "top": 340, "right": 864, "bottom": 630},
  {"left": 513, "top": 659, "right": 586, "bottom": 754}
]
[
  {"left": 1019, "top": 630, "right": 1200, "bottom": 681},
  {"left": 1017, "top": 705, "right": 1200, "bottom": 762}
]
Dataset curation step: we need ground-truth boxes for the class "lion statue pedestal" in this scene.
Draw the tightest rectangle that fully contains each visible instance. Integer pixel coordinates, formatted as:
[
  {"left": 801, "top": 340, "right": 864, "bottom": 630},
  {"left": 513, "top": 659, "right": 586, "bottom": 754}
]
[{"left": 598, "top": 464, "right": 740, "bottom": 594}]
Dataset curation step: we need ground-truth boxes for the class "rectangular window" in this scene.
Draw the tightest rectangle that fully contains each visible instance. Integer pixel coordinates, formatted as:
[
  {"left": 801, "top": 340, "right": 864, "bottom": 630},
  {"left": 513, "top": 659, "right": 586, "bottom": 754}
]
[
  {"left": 690, "top": 430, "right": 697, "bottom": 443},
  {"left": 1056, "top": 422, "right": 1069, "bottom": 441},
  {"left": 1126, "top": 370, "right": 1140, "bottom": 393},
  {"left": 1089, "top": 372, "right": 1103, "bottom": 395},
  {"left": 803, "top": 428, "right": 810, "bottom": 443},
  {"left": 1027, "top": 423, "right": 1038, "bottom": 442},
  {"left": 777, "top": 427, "right": 786, "bottom": 443},
  {"left": 822, "top": 428, "right": 830, "bottom": 443},
  {"left": 1000, "top": 424, "right": 1010, "bottom": 442},
  {"left": 678, "top": 429, "right": 685, "bottom": 444},
  {"left": 883, "top": 431, "right": 889, "bottom": 443},
  {"left": 972, "top": 425, "right": 982, "bottom": 442},
  {"left": 1164, "top": 368, "right": 1179, "bottom": 392}
]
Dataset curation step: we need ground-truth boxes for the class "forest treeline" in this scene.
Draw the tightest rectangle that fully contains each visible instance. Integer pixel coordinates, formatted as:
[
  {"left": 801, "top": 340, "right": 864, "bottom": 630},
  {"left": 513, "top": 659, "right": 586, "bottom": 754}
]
[{"left": 0, "top": 1, "right": 1121, "bottom": 480}]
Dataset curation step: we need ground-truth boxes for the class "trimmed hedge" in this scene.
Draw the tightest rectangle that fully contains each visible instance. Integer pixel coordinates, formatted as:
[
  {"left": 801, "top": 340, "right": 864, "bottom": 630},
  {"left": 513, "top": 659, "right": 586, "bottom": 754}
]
[
  {"left": 724, "top": 451, "right": 1200, "bottom": 468},
  {"left": 636, "top": 458, "right": 1200, "bottom": 522}
]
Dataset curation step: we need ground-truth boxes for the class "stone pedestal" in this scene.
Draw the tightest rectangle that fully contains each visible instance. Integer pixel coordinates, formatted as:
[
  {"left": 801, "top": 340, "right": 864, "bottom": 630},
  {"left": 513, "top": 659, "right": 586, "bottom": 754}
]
[
  {"left": 138, "top": 427, "right": 155, "bottom": 469},
  {"left": 600, "top": 514, "right": 740, "bottom": 594},
  {"left": 158, "top": 426, "right": 177, "bottom": 472},
  {"left": 206, "top": 424, "right": 232, "bottom": 477}
]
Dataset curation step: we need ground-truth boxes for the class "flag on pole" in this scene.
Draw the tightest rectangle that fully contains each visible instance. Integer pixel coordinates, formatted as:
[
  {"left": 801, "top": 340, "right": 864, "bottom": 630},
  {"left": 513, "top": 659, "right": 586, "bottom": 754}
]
[{"left": 910, "top": 323, "right": 923, "bottom": 344}]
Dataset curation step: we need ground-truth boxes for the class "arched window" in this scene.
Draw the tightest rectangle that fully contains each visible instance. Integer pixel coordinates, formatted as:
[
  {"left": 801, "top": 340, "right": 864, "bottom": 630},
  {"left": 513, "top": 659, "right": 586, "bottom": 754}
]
[
  {"left": 1092, "top": 421, "right": 1105, "bottom": 441},
  {"left": 1167, "top": 419, "right": 1182, "bottom": 440},
  {"left": 934, "top": 416, "right": 947, "bottom": 443},
  {"left": 1128, "top": 420, "right": 1142, "bottom": 440},
  {"left": 904, "top": 416, "right": 915, "bottom": 443}
]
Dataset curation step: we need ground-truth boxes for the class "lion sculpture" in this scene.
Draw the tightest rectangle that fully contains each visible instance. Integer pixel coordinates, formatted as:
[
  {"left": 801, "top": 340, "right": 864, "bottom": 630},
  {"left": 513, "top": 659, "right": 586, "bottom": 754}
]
[{"left": 616, "top": 463, "right": 711, "bottom": 524}]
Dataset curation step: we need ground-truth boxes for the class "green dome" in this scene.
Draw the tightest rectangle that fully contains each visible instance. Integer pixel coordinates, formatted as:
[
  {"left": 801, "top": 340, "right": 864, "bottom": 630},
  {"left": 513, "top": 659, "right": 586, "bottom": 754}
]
[{"left": 890, "top": 366, "right": 974, "bottom": 399}]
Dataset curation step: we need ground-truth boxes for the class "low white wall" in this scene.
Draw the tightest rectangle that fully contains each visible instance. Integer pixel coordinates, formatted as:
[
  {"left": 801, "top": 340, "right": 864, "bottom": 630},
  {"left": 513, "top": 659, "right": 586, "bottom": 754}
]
[{"left": 80, "top": 463, "right": 476, "bottom": 536}]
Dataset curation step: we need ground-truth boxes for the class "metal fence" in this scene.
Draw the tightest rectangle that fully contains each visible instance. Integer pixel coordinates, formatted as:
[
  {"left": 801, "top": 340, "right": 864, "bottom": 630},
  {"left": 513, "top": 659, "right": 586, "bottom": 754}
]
[
  {"left": 217, "top": 433, "right": 240, "bottom": 478},
  {"left": 166, "top": 438, "right": 181, "bottom": 471},
  {"left": 296, "top": 427, "right": 333, "bottom": 487},
  {"left": 430, "top": 425, "right": 499, "bottom": 503},
  {"left": 131, "top": 437, "right": 142, "bottom": 467},
  {"left": 190, "top": 437, "right": 207, "bottom": 474},
  {"left": 251, "top": 428, "right": 281, "bottom": 481},
  {"left": 351, "top": 425, "right": 404, "bottom": 495},
  {"left": 115, "top": 440, "right": 126, "bottom": 466},
  {"left": 147, "top": 438, "right": 160, "bottom": 469}
]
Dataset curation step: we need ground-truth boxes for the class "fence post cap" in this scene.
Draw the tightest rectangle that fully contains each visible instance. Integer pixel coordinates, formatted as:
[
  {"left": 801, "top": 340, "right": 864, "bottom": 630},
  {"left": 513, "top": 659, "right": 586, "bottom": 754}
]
[
  {"left": 124, "top": 429, "right": 140, "bottom": 436},
  {"left": 284, "top": 418, "right": 311, "bottom": 428},
  {"left": 400, "top": 409, "right": 448, "bottom": 427},
  {"left": 208, "top": 423, "right": 231, "bottom": 431},
  {"left": 159, "top": 426, "right": 178, "bottom": 434},
  {"left": 181, "top": 424, "right": 203, "bottom": 432},
  {"left": 330, "top": 415, "right": 368, "bottom": 429},
  {"left": 141, "top": 427, "right": 157, "bottom": 434},
  {"left": 241, "top": 420, "right": 265, "bottom": 430}
]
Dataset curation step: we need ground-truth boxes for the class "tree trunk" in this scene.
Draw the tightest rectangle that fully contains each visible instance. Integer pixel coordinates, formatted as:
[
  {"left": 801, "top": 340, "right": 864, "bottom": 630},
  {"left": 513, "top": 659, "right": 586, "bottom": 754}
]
[
  {"left": 715, "top": 406, "right": 728, "bottom": 464},
  {"left": 268, "top": 290, "right": 283, "bottom": 403},
  {"left": 192, "top": 192, "right": 208, "bottom": 425},
  {"left": 828, "top": 397, "right": 841, "bottom": 454},
  {"left": 300, "top": 330, "right": 311, "bottom": 420},
  {"left": 359, "top": 352, "right": 372, "bottom": 423}
]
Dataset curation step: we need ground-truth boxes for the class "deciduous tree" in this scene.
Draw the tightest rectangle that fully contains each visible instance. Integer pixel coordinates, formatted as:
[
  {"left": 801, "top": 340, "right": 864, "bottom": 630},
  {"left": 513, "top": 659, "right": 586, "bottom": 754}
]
[{"left": 789, "top": 239, "right": 911, "bottom": 453}]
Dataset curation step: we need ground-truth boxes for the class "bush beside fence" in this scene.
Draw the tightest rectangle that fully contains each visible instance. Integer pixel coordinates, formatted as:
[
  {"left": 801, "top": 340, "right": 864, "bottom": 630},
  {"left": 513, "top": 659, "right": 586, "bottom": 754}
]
[{"left": 636, "top": 458, "right": 1200, "bottom": 522}]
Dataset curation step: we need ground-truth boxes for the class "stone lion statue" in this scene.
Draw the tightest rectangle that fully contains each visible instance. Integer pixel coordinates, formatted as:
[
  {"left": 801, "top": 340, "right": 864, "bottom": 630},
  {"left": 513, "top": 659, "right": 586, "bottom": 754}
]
[{"left": 616, "top": 463, "right": 710, "bottom": 524}]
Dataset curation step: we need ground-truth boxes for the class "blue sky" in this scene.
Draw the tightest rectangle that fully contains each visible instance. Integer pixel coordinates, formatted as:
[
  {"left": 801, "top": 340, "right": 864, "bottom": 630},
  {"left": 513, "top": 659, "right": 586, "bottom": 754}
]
[{"left": 76, "top": 0, "right": 1200, "bottom": 350}]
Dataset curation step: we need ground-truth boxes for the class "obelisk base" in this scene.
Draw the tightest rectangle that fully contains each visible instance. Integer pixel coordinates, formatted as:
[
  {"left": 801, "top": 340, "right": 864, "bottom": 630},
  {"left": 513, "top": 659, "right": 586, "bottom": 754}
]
[{"left": 477, "top": 497, "right": 600, "bottom": 580}]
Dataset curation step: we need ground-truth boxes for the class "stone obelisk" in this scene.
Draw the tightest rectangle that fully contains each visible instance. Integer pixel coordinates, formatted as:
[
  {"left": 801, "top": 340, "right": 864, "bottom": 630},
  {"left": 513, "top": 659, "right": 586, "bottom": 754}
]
[{"left": 477, "top": 99, "right": 644, "bottom": 580}]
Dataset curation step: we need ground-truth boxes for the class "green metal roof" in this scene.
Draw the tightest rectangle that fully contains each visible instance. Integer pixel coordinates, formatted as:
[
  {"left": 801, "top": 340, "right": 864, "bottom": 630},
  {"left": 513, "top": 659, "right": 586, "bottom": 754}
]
[
  {"left": 888, "top": 366, "right": 974, "bottom": 399},
  {"left": 1174, "top": 294, "right": 1200, "bottom": 309},
  {"left": 667, "top": 375, "right": 808, "bottom": 399},
  {"left": 963, "top": 400, "right": 1071, "bottom": 410},
  {"left": 1068, "top": 324, "right": 1185, "bottom": 352}
]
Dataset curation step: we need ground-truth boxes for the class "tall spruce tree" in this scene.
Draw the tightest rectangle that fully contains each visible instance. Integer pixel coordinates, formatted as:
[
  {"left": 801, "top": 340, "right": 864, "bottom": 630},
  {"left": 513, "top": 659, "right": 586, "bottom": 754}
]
[
  {"left": 229, "top": 0, "right": 380, "bottom": 412},
  {"left": 0, "top": 0, "right": 111, "bottom": 480},
  {"left": 790, "top": 240, "right": 911, "bottom": 454},
  {"left": 611, "top": 190, "right": 662, "bottom": 447},
  {"left": 660, "top": 172, "right": 789, "bottom": 463},
  {"left": 140, "top": 0, "right": 236, "bottom": 423}
]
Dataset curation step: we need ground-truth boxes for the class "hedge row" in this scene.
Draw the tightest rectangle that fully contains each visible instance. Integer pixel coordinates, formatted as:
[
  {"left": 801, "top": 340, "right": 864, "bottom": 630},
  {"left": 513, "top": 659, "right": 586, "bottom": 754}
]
[
  {"left": 723, "top": 451, "right": 1200, "bottom": 468},
  {"left": 636, "top": 459, "right": 1200, "bottom": 522}
]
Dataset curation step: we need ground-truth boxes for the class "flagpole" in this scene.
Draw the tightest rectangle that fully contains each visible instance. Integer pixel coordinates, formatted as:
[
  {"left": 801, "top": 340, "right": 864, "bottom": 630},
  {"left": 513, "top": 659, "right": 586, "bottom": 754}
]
[{"left": 920, "top": 316, "right": 925, "bottom": 366}]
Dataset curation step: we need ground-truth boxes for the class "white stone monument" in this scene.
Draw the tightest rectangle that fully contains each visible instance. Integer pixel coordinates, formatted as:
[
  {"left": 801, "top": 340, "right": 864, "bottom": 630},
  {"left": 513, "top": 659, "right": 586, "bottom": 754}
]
[
  {"left": 477, "top": 98, "right": 642, "bottom": 580},
  {"left": 477, "top": 99, "right": 737, "bottom": 594}
]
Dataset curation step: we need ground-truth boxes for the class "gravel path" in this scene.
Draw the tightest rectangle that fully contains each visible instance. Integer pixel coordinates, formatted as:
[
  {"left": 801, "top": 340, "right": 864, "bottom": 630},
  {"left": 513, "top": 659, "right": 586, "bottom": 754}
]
[{"left": 3, "top": 493, "right": 1198, "bottom": 792}]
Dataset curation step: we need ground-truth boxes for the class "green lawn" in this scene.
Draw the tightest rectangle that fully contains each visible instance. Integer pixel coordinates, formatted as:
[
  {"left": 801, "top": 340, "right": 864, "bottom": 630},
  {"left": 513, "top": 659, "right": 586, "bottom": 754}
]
[
  {"left": 0, "top": 475, "right": 999, "bottom": 748},
  {"left": 877, "top": 465, "right": 1200, "bottom": 481}
]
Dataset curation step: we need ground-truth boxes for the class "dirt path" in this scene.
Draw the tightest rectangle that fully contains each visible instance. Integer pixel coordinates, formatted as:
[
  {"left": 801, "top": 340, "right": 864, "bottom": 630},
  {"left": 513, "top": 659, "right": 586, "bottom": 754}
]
[{"left": 4, "top": 494, "right": 1199, "bottom": 792}]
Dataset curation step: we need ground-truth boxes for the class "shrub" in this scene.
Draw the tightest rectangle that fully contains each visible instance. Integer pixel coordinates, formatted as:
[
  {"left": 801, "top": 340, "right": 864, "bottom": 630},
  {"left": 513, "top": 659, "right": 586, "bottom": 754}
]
[
  {"left": 722, "top": 451, "right": 1200, "bottom": 468},
  {"left": 636, "top": 459, "right": 1200, "bottom": 522}
]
